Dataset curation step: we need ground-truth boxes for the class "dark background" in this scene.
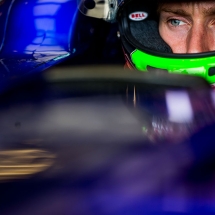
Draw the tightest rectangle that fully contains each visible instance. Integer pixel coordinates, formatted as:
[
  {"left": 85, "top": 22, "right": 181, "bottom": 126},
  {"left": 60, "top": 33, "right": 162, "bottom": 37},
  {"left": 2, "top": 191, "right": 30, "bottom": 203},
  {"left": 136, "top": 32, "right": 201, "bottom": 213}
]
[{"left": 56, "top": 12, "right": 125, "bottom": 67}]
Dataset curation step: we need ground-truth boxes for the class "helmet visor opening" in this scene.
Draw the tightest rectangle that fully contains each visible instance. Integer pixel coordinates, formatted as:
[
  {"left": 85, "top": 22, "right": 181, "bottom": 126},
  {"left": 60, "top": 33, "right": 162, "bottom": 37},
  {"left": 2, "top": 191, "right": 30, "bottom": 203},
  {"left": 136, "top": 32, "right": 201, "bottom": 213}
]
[{"left": 120, "top": 0, "right": 215, "bottom": 58}]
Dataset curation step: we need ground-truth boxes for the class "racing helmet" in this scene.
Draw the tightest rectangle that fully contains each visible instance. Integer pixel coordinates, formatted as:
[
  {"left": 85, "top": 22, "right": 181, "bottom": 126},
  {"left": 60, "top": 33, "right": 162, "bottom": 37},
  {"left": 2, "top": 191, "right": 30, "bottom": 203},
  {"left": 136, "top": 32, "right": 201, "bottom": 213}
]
[{"left": 78, "top": 0, "right": 215, "bottom": 86}]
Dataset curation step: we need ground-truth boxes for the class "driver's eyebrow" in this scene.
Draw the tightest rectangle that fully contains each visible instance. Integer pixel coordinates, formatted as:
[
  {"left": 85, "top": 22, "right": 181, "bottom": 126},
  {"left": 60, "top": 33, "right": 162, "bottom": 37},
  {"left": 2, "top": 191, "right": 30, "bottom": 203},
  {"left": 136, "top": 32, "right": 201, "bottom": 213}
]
[
  {"left": 160, "top": 8, "right": 190, "bottom": 17},
  {"left": 160, "top": 6, "right": 215, "bottom": 17},
  {"left": 202, "top": 7, "right": 215, "bottom": 16}
]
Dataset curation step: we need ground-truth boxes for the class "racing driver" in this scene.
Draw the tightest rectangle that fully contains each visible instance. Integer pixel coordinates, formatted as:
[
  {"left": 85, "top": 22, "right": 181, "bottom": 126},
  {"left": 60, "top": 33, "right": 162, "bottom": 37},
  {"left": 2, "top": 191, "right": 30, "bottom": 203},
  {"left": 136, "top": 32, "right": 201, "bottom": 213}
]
[{"left": 78, "top": 0, "right": 215, "bottom": 87}]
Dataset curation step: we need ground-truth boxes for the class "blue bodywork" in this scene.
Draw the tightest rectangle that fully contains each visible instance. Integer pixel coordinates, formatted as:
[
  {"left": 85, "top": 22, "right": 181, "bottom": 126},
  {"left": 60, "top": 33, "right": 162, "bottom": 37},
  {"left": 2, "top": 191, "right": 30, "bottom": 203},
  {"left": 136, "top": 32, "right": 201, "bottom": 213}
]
[{"left": 0, "top": 0, "right": 80, "bottom": 84}]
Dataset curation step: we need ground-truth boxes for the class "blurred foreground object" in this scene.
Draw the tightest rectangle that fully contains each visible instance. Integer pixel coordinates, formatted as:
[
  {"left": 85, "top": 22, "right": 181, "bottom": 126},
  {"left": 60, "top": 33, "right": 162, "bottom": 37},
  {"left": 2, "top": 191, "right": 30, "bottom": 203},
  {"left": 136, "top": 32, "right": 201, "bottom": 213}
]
[{"left": 1, "top": 66, "right": 215, "bottom": 215}]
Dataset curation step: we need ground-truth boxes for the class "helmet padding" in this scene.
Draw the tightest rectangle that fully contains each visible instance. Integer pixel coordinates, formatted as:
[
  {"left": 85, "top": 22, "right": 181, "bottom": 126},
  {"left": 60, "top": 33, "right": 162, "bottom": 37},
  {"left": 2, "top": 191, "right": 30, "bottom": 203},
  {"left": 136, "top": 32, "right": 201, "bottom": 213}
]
[{"left": 130, "top": 20, "right": 172, "bottom": 53}]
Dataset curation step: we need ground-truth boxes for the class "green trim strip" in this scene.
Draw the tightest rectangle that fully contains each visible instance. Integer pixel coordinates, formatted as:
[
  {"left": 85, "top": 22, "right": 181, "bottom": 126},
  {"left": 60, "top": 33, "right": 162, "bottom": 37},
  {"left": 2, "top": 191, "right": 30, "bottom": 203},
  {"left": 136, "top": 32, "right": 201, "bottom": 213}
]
[{"left": 131, "top": 49, "right": 215, "bottom": 84}]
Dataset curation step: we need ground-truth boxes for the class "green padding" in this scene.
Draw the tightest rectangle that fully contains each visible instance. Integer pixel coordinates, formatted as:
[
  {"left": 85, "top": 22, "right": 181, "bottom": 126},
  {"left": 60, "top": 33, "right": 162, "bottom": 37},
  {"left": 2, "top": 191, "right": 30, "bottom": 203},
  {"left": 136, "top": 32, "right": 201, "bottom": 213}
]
[{"left": 131, "top": 49, "right": 215, "bottom": 84}]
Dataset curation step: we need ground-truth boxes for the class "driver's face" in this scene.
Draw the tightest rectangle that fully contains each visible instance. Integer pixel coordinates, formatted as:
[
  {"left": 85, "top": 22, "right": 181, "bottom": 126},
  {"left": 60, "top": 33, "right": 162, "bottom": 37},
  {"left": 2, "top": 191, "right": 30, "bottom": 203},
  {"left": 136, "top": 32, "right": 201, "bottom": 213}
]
[{"left": 159, "top": 1, "right": 215, "bottom": 53}]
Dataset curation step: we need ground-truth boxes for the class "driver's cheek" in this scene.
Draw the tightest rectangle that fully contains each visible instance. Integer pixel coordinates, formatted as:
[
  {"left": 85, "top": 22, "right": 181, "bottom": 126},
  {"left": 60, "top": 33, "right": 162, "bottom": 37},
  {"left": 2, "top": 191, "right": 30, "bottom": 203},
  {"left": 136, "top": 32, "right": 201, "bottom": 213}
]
[
  {"left": 159, "top": 22, "right": 215, "bottom": 54},
  {"left": 185, "top": 24, "right": 215, "bottom": 53},
  {"left": 159, "top": 23, "right": 189, "bottom": 53},
  {"left": 207, "top": 29, "right": 215, "bottom": 52}
]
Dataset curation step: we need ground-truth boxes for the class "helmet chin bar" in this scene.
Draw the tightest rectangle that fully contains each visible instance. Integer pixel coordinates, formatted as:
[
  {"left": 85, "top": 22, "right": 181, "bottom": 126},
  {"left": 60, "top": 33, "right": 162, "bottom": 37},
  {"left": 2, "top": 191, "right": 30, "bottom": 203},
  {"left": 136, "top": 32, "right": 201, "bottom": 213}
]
[{"left": 131, "top": 49, "right": 215, "bottom": 85}]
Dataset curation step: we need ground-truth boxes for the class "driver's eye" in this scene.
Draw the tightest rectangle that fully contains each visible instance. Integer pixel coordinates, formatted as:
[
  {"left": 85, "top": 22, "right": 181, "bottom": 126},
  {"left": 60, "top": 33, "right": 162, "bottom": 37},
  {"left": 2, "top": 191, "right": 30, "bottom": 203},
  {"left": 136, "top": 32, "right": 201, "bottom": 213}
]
[{"left": 169, "top": 19, "right": 185, "bottom": 26}]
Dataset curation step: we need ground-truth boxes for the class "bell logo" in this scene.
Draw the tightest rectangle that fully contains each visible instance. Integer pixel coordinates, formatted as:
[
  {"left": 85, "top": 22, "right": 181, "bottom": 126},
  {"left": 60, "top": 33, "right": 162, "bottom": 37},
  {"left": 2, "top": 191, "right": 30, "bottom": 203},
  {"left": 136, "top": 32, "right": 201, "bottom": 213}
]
[{"left": 129, "top": 11, "right": 148, "bottom": 21}]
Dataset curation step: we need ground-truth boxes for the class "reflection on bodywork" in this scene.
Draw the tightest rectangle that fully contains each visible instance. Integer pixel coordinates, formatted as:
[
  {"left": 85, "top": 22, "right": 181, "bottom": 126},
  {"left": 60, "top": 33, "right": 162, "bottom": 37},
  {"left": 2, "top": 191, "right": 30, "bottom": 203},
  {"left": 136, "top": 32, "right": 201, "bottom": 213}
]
[
  {"left": 26, "top": 0, "right": 72, "bottom": 59},
  {"left": 140, "top": 89, "right": 215, "bottom": 144},
  {"left": 0, "top": 0, "right": 78, "bottom": 80},
  {"left": 166, "top": 91, "right": 193, "bottom": 123},
  {"left": 0, "top": 148, "right": 55, "bottom": 180}
]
